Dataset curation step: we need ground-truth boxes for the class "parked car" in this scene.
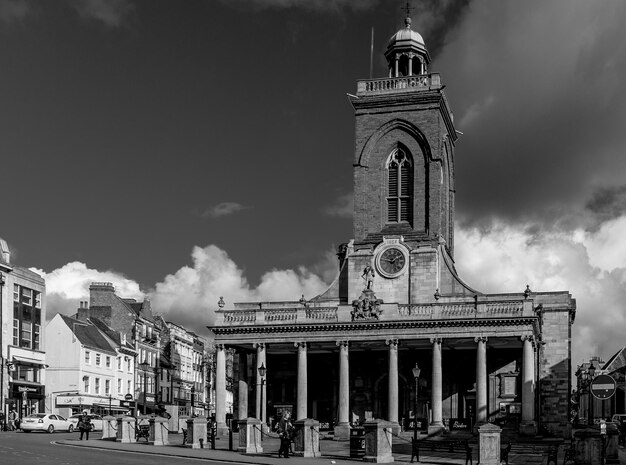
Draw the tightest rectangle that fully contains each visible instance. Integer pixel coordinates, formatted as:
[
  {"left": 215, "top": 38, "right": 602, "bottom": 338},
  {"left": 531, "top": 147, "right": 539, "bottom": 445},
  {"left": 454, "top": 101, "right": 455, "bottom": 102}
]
[
  {"left": 612, "top": 414, "right": 626, "bottom": 424},
  {"left": 21, "top": 413, "right": 73, "bottom": 433},
  {"left": 68, "top": 413, "right": 103, "bottom": 432}
]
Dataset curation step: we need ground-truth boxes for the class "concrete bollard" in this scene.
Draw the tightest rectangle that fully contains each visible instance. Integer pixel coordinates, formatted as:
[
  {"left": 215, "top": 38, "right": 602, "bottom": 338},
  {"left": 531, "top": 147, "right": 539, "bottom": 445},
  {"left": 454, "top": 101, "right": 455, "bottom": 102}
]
[
  {"left": 363, "top": 419, "right": 394, "bottom": 463},
  {"left": 149, "top": 416, "right": 169, "bottom": 446},
  {"left": 478, "top": 423, "right": 501, "bottom": 465},
  {"left": 116, "top": 416, "right": 137, "bottom": 443},
  {"left": 237, "top": 418, "right": 263, "bottom": 454},
  {"left": 293, "top": 418, "right": 320, "bottom": 457},
  {"left": 184, "top": 417, "right": 207, "bottom": 449},
  {"left": 101, "top": 415, "right": 117, "bottom": 440}
]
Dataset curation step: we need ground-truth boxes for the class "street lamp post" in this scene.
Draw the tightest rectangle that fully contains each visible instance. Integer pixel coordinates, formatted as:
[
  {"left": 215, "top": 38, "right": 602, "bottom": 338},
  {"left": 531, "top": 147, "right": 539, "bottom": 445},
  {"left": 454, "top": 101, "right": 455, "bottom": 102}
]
[
  {"left": 258, "top": 363, "right": 267, "bottom": 427},
  {"left": 108, "top": 394, "right": 112, "bottom": 416},
  {"left": 587, "top": 363, "right": 596, "bottom": 426},
  {"left": 412, "top": 363, "right": 421, "bottom": 441}
]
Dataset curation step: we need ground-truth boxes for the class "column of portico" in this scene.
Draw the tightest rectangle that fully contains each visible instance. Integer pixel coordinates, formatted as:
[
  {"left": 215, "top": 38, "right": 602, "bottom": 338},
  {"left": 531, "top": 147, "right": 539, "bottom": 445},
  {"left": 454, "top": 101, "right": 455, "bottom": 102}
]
[
  {"left": 296, "top": 342, "right": 308, "bottom": 421},
  {"left": 429, "top": 337, "right": 444, "bottom": 434},
  {"left": 215, "top": 344, "right": 228, "bottom": 435},
  {"left": 386, "top": 339, "right": 400, "bottom": 432},
  {"left": 475, "top": 337, "right": 488, "bottom": 425},
  {"left": 254, "top": 343, "right": 267, "bottom": 425},
  {"left": 520, "top": 335, "right": 537, "bottom": 435},
  {"left": 334, "top": 340, "right": 350, "bottom": 441}
]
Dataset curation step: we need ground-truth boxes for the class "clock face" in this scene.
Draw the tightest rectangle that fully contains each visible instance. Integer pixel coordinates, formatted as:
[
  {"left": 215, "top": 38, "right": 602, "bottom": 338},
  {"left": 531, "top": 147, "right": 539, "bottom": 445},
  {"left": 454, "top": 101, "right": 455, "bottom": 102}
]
[{"left": 377, "top": 247, "right": 407, "bottom": 278}]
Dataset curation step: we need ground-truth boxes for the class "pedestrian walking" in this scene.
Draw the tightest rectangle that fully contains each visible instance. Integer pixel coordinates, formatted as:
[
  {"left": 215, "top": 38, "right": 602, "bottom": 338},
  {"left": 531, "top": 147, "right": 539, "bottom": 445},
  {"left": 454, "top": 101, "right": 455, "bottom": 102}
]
[{"left": 78, "top": 412, "right": 92, "bottom": 440}]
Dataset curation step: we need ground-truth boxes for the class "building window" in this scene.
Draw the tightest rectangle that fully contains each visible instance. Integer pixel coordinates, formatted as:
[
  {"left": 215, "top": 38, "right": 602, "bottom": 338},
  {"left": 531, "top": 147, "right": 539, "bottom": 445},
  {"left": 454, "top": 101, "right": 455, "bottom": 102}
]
[
  {"left": 127, "top": 379, "right": 131, "bottom": 394},
  {"left": 386, "top": 147, "right": 413, "bottom": 224},
  {"left": 12, "top": 319, "right": 18, "bottom": 346},
  {"left": 85, "top": 350, "right": 91, "bottom": 364},
  {"left": 96, "top": 353, "right": 101, "bottom": 366},
  {"left": 21, "top": 288, "right": 32, "bottom": 306},
  {"left": 84, "top": 376, "right": 90, "bottom": 393},
  {"left": 105, "top": 379, "right": 110, "bottom": 395},
  {"left": 106, "top": 356, "right": 111, "bottom": 368},
  {"left": 117, "top": 378, "right": 122, "bottom": 394},
  {"left": 34, "top": 324, "right": 40, "bottom": 350},
  {"left": 127, "top": 359, "right": 131, "bottom": 372},
  {"left": 20, "top": 322, "right": 32, "bottom": 349},
  {"left": 34, "top": 292, "right": 41, "bottom": 309},
  {"left": 13, "top": 284, "right": 19, "bottom": 302},
  {"left": 95, "top": 378, "right": 100, "bottom": 394}
]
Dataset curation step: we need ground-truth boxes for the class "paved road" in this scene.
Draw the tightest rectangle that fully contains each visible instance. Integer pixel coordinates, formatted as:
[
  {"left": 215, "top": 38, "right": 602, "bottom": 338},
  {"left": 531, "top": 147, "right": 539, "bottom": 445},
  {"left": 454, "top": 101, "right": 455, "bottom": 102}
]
[{"left": 0, "top": 430, "right": 239, "bottom": 465}]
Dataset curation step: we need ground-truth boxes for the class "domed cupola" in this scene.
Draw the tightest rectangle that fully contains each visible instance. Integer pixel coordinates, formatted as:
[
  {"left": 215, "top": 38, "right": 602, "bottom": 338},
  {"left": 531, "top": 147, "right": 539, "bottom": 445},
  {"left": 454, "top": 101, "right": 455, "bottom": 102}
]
[{"left": 384, "top": 15, "right": 431, "bottom": 78}]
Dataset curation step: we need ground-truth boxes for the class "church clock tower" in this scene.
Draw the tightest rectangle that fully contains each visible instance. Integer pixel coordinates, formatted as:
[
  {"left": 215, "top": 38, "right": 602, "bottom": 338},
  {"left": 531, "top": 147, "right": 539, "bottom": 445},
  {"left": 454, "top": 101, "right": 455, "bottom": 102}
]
[{"left": 341, "top": 14, "right": 469, "bottom": 306}]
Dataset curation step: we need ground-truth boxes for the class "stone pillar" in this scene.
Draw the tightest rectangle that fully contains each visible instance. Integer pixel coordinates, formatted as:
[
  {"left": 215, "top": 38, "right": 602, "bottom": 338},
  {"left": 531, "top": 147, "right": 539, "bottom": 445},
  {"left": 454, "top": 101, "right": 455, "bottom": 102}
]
[
  {"left": 254, "top": 342, "right": 266, "bottom": 425},
  {"left": 334, "top": 340, "right": 350, "bottom": 441},
  {"left": 116, "top": 416, "right": 136, "bottom": 443},
  {"left": 363, "top": 419, "right": 394, "bottom": 463},
  {"left": 386, "top": 339, "right": 400, "bottom": 433},
  {"left": 520, "top": 335, "right": 536, "bottom": 435},
  {"left": 475, "top": 337, "right": 488, "bottom": 425},
  {"left": 478, "top": 423, "right": 501, "bottom": 465},
  {"left": 238, "top": 418, "right": 263, "bottom": 454},
  {"left": 429, "top": 337, "right": 444, "bottom": 434},
  {"left": 238, "top": 380, "right": 248, "bottom": 420},
  {"left": 149, "top": 416, "right": 169, "bottom": 446},
  {"left": 185, "top": 416, "right": 208, "bottom": 449},
  {"left": 408, "top": 54, "right": 413, "bottom": 76},
  {"left": 101, "top": 415, "right": 117, "bottom": 440},
  {"left": 293, "top": 418, "right": 320, "bottom": 457},
  {"left": 215, "top": 344, "right": 228, "bottom": 436},
  {"left": 574, "top": 427, "right": 604, "bottom": 465},
  {"left": 296, "top": 342, "right": 308, "bottom": 421},
  {"left": 394, "top": 55, "right": 399, "bottom": 77}
]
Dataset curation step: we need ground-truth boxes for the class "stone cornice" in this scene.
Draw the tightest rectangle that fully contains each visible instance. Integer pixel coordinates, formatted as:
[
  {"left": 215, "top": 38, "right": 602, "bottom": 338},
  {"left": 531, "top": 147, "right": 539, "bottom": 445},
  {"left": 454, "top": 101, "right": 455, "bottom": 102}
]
[{"left": 211, "top": 317, "right": 538, "bottom": 336}]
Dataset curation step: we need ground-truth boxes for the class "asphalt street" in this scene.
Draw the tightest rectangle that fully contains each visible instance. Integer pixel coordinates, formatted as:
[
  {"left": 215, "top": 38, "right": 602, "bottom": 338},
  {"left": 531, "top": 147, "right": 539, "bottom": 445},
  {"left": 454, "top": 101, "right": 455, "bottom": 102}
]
[{"left": 0, "top": 430, "right": 238, "bottom": 465}]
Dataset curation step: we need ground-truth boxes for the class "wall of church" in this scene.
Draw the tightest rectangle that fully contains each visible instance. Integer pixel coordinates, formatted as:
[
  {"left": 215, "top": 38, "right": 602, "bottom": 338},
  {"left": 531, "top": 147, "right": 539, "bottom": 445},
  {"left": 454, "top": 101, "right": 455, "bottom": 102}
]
[{"left": 353, "top": 104, "right": 448, "bottom": 242}]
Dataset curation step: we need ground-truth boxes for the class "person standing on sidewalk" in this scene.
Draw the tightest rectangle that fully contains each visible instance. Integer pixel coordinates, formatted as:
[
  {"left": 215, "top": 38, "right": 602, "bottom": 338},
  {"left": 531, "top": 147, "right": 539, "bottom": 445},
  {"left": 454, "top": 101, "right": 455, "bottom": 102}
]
[{"left": 78, "top": 412, "right": 92, "bottom": 440}]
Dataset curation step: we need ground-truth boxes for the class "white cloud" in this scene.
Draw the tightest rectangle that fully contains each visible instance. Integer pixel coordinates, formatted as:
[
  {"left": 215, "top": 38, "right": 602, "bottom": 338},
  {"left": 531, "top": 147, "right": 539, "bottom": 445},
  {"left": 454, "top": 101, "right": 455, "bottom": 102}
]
[
  {"left": 70, "top": 0, "right": 134, "bottom": 27},
  {"left": 39, "top": 245, "right": 328, "bottom": 337},
  {"left": 149, "top": 245, "right": 328, "bottom": 333},
  {"left": 200, "top": 202, "right": 250, "bottom": 219},
  {"left": 455, "top": 218, "right": 626, "bottom": 367},
  {"left": 37, "top": 261, "right": 144, "bottom": 318}
]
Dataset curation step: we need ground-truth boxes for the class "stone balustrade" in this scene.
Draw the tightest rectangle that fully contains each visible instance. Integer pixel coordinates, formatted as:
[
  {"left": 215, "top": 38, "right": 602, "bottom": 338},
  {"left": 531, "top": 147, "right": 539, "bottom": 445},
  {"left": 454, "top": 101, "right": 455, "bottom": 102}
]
[
  {"left": 356, "top": 73, "right": 441, "bottom": 96},
  {"left": 215, "top": 299, "right": 532, "bottom": 326}
]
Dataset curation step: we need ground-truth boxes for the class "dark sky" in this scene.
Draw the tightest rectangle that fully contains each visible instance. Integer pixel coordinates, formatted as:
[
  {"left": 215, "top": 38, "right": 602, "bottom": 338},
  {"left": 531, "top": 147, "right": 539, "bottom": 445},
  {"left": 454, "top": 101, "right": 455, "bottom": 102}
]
[{"left": 2, "top": 0, "right": 626, "bottom": 367}]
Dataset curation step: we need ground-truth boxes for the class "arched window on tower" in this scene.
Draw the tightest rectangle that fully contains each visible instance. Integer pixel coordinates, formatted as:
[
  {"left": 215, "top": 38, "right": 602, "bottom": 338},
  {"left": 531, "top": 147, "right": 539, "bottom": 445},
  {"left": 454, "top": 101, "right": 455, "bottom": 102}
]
[{"left": 386, "top": 147, "right": 413, "bottom": 224}]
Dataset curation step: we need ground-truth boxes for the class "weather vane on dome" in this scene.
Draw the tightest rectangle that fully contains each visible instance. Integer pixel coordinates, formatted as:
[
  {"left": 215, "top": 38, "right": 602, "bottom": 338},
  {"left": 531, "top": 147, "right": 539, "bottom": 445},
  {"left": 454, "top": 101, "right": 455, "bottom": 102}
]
[{"left": 402, "top": 1, "right": 414, "bottom": 27}]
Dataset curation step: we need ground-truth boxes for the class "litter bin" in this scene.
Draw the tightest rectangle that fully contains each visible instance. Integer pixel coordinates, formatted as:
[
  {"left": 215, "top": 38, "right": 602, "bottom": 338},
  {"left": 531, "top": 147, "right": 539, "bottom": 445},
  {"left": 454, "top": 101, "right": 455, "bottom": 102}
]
[{"left": 350, "top": 427, "right": 366, "bottom": 458}]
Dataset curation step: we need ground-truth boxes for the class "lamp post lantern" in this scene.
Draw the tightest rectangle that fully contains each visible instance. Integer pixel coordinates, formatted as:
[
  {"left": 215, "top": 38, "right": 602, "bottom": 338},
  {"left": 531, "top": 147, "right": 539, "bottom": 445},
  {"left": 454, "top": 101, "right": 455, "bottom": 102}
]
[
  {"left": 412, "top": 363, "right": 421, "bottom": 441},
  {"left": 258, "top": 363, "right": 267, "bottom": 427},
  {"left": 587, "top": 362, "right": 596, "bottom": 425}
]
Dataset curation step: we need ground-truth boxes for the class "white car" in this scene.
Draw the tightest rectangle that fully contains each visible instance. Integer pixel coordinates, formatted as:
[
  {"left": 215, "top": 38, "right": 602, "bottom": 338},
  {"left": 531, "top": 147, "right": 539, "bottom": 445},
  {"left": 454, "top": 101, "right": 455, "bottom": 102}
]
[
  {"left": 21, "top": 413, "right": 73, "bottom": 433},
  {"left": 68, "top": 414, "right": 103, "bottom": 432}
]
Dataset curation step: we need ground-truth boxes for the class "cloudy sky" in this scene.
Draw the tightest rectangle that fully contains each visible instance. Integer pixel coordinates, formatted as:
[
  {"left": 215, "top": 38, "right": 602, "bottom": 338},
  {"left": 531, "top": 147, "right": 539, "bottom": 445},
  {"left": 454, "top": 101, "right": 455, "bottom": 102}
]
[{"left": 2, "top": 0, "right": 626, "bottom": 369}]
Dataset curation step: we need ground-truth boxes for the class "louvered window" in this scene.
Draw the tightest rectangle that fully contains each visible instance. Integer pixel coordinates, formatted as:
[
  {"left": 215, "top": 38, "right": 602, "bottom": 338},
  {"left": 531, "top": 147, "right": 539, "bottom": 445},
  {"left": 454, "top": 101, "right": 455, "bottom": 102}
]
[{"left": 386, "top": 148, "right": 413, "bottom": 224}]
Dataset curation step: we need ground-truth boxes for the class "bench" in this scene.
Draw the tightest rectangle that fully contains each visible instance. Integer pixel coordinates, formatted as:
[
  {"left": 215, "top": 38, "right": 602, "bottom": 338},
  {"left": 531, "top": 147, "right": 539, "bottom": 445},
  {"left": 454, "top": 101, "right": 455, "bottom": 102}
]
[
  {"left": 136, "top": 424, "right": 150, "bottom": 442},
  {"left": 501, "top": 440, "right": 564, "bottom": 465},
  {"left": 411, "top": 438, "right": 474, "bottom": 465}
]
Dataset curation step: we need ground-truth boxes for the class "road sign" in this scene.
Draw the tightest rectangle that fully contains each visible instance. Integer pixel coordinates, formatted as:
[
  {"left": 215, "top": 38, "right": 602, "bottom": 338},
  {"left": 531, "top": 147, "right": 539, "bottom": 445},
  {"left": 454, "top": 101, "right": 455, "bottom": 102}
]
[
  {"left": 124, "top": 394, "right": 133, "bottom": 400},
  {"left": 591, "top": 374, "right": 617, "bottom": 400}
]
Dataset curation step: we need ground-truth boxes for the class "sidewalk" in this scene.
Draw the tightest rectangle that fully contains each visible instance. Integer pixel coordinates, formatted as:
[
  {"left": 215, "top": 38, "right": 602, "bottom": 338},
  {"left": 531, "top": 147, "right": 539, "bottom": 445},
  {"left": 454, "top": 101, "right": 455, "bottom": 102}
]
[{"left": 56, "top": 431, "right": 468, "bottom": 465}]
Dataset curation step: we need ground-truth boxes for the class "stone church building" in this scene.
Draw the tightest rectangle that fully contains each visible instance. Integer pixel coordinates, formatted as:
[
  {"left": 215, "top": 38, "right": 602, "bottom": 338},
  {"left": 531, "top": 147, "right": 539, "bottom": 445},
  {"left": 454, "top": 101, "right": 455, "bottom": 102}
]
[{"left": 209, "top": 15, "right": 575, "bottom": 439}]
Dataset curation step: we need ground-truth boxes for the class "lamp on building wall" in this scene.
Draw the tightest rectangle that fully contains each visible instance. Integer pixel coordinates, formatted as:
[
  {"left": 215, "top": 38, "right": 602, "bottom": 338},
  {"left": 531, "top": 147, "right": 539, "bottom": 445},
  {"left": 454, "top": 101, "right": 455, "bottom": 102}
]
[
  {"left": 412, "top": 363, "right": 421, "bottom": 441},
  {"left": 258, "top": 363, "right": 267, "bottom": 426}
]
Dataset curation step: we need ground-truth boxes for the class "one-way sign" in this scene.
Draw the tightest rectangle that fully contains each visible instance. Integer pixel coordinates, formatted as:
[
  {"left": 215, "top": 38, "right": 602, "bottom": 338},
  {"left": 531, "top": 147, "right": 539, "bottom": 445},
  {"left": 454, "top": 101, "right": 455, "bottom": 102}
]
[{"left": 591, "top": 374, "right": 617, "bottom": 400}]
